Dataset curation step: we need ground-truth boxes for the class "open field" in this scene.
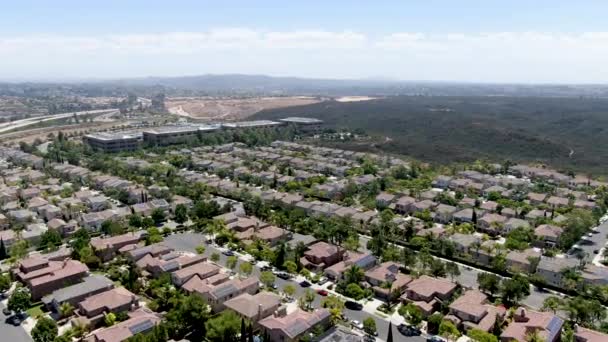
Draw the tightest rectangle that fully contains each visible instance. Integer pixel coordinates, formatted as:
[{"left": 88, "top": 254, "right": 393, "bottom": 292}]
[{"left": 166, "top": 96, "right": 323, "bottom": 121}]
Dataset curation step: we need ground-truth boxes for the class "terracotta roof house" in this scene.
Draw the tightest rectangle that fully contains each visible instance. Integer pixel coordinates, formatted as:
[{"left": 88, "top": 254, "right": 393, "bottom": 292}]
[
  {"left": 300, "top": 242, "right": 345, "bottom": 272},
  {"left": 224, "top": 291, "right": 282, "bottom": 325},
  {"left": 124, "top": 243, "right": 172, "bottom": 262},
  {"left": 77, "top": 287, "right": 139, "bottom": 328},
  {"left": 574, "top": 200, "right": 597, "bottom": 210},
  {"left": 526, "top": 209, "right": 547, "bottom": 221},
  {"left": 259, "top": 308, "right": 331, "bottom": 342},
  {"left": 90, "top": 231, "right": 146, "bottom": 262},
  {"left": 411, "top": 200, "right": 437, "bottom": 213},
  {"left": 323, "top": 251, "right": 377, "bottom": 281},
  {"left": 574, "top": 326, "right": 608, "bottom": 342},
  {"left": 435, "top": 204, "right": 457, "bottom": 224},
  {"left": 449, "top": 233, "right": 482, "bottom": 255},
  {"left": 400, "top": 275, "right": 458, "bottom": 317},
  {"left": 375, "top": 192, "right": 396, "bottom": 208},
  {"left": 534, "top": 224, "right": 563, "bottom": 248},
  {"left": 479, "top": 201, "right": 499, "bottom": 212},
  {"left": 453, "top": 208, "right": 476, "bottom": 223},
  {"left": 183, "top": 275, "right": 259, "bottom": 312},
  {"left": 86, "top": 308, "right": 161, "bottom": 342},
  {"left": 503, "top": 218, "right": 530, "bottom": 234},
  {"left": 14, "top": 258, "right": 89, "bottom": 300},
  {"left": 535, "top": 257, "right": 579, "bottom": 287},
  {"left": 500, "top": 207, "right": 517, "bottom": 218},
  {"left": 395, "top": 196, "right": 416, "bottom": 214},
  {"left": 547, "top": 196, "right": 570, "bottom": 208},
  {"left": 445, "top": 290, "right": 505, "bottom": 332},
  {"left": 171, "top": 261, "right": 220, "bottom": 286},
  {"left": 136, "top": 252, "right": 206, "bottom": 278},
  {"left": 432, "top": 176, "right": 453, "bottom": 189},
  {"left": 477, "top": 213, "right": 507, "bottom": 236},
  {"left": 506, "top": 249, "right": 541, "bottom": 273},
  {"left": 365, "top": 262, "right": 412, "bottom": 300},
  {"left": 500, "top": 307, "right": 563, "bottom": 342},
  {"left": 527, "top": 192, "right": 547, "bottom": 204},
  {"left": 41, "top": 274, "right": 114, "bottom": 312}
]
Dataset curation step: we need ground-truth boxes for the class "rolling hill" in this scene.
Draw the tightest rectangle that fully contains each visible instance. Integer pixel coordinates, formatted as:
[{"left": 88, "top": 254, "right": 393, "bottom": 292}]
[{"left": 253, "top": 96, "right": 608, "bottom": 175}]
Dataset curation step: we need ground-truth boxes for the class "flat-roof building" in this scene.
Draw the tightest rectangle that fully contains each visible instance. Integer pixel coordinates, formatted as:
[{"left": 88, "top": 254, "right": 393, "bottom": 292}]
[
  {"left": 222, "top": 120, "right": 281, "bottom": 129},
  {"left": 142, "top": 125, "right": 220, "bottom": 146},
  {"left": 83, "top": 132, "right": 142, "bottom": 153},
  {"left": 279, "top": 117, "right": 323, "bottom": 132}
]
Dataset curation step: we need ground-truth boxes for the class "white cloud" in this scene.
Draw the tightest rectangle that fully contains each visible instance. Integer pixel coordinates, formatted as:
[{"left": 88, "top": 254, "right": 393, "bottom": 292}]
[{"left": 2, "top": 29, "right": 608, "bottom": 82}]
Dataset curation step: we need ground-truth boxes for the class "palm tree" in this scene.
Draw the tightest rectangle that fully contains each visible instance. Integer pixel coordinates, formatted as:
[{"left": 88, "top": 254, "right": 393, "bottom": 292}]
[
  {"left": 344, "top": 265, "right": 364, "bottom": 285},
  {"left": 541, "top": 296, "right": 563, "bottom": 314},
  {"left": 59, "top": 302, "right": 75, "bottom": 318},
  {"left": 525, "top": 330, "right": 544, "bottom": 342}
]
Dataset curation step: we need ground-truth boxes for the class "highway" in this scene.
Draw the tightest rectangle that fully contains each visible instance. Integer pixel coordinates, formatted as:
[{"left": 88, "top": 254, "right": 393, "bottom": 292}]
[{"left": 0, "top": 109, "right": 118, "bottom": 134}]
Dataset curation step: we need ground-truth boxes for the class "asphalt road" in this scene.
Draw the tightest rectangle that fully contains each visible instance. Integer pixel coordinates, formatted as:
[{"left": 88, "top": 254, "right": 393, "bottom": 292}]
[
  {"left": 164, "top": 232, "right": 425, "bottom": 342},
  {"left": 0, "top": 301, "right": 31, "bottom": 342},
  {"left": 571, "top": 219, "right": 608, "bottom": 261}
]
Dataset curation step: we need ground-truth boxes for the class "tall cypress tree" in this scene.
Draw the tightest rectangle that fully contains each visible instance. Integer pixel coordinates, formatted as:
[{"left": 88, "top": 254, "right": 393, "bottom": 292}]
[
  {"left": 0, "top": 238, "right": 6, "bottom": 260},
  {"left": 387, "top": 322, "right": 393, "bottom": 342},
  {"left": 248, "top": 323, "right": 254, "bottom": 342},
  {"left": 240, "top": 318, "right": 247, "bottom": 342}
]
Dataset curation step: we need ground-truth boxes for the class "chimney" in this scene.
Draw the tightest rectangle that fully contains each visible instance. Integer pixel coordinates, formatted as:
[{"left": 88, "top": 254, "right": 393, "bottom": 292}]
[{"left": 258, "top": 304, "right": 263, "bottom": 319}]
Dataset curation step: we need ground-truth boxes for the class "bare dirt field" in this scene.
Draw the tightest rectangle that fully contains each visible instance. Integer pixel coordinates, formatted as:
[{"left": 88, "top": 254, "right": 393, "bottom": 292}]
[{"left": 166, "top": 96, "right": 323, "bottom": 121}]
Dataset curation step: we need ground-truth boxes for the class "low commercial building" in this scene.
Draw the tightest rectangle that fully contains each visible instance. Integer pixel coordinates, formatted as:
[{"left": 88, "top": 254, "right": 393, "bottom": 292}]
[
  {"left": 279, "top": 117, "right": 323, "bottom": 132},
  {"left": 222, "top": 120, "right": 282, "bottom": 130},
  {"left": 142, "top": 125, "right": 220, "bottom": 146},
  {"left": 83, "top": 132, "right": 142, "bottom": 153}
]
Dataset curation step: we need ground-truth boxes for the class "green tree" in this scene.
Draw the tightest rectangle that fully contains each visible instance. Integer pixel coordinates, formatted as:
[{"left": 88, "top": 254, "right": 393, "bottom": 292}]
[
  {"left": 468, "top": 329, "right": 498, "bottom": 342},
  {"left": 10, "top": 240, "right": 28, "bottom": 261},
  {"left": 564, "top": 296, "right": 606, "bottom": 325},
  {"left": 205, "top": 310, "right": 241, "bottom": 342},
  {"left": 283, "top": 284, "right": 296, "bottom": 298},
  {"left": 439, "top": 320, "right": 460, "bottom": 340},
  {"left": 128, "top": 214, "right": 143, "bottom": 228},
  {"left": 0, "top": 273, "right": 11, "bottom": 292},
  {"left": 363, "top": 317, "right": 377, "bottom": 336},
  {"left": 239, "top": 262, "right": 253, "bottom": 276},
  {"left": 399, "top": 303, "right": 423, "bottom": 327},
  {"left": 31, "top": 317, "right": 58, "bottom": 342},
  {"left": 104, "top": 312, "right": 116, "bottom": 326},
  {"left": 321, "top": 295, "right": 345, "bottom": 323},
  {"left": 226, "top": 256, "right": 238, "bottom": 270},
  {"left": 151, "top": 208, "right": 166, "bottom": 225},
  {"left": 195, "top": 245, "right": 206, "bottom": 255},
  {"left": 146, "top": 227, "right": 163, "bottom": 245},
  {"left": 8, "top": 287, "right": 31, "bottom": 313},
  {"left": 303, "top": 289, "right": 316, "bottom": 310},
  {"left": 174, "top": 204, "right": 188, "bottom": 224},
  {"left": 541, "top": 296, "right": 563, "bottom": 314},
  {"left": 501, "top": 274, "right": 530, "bottom": 305},
  {"left": 445, "top": 262, "right": 461, "bottom": 282},
  {"left": 0, "top": 238, "right": 7, "bottom": 260},
  {"left": 260, "top": 271, "right": 276, "bottom": 289},
  {"left": 344, "top": 265, "right": 364, "bottom": 285},
  {"left": 283, "top": 260, "right": 297, "bottom": 274},
  {"left": 210, "top": 252, "right": 220, "bottom": 263},
  {"left": 59, "top": 302, "right": 75, "bottom": 318},
  {"left": 427, "top": 313, "right": 444, "bottom": 335},
  {"left": 344, "top": 283, "right": 365, "bottom": 300},
  {"left": 477, "top": 273, "right": 501, "bottom": 297}
]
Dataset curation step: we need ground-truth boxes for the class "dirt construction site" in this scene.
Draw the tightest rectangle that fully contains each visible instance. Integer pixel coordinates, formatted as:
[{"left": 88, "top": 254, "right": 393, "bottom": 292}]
[{"left": 166, "top": 96, "right": 323, "bottom": 121}]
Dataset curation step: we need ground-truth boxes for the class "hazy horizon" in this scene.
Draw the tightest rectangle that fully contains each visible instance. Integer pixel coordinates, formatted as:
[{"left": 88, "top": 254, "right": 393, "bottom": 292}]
[{"left": 3, "top": 1, "right": 608, "bottom": 83}]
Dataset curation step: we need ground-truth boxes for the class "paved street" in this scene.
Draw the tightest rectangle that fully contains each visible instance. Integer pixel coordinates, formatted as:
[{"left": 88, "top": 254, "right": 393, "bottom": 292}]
[
  {"left": 0, "top": 301, "right": 31, "bottom": 342},
  {"left": 164, "top": 232, "right": 426, "bottom": 342},
  {"left": 572, "top": 218, "right": 608, "bottom": 261}
]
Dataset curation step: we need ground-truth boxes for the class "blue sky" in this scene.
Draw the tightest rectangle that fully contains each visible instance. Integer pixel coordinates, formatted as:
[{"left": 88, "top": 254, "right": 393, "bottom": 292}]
[{"left": 2, "top": 1, "right": 608, "bottom": 82}]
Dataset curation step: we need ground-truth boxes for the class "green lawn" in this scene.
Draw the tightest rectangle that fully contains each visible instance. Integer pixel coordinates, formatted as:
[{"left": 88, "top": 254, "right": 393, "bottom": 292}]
[{"left": 26, "top": 304, "right": 44, "bottom": 318}]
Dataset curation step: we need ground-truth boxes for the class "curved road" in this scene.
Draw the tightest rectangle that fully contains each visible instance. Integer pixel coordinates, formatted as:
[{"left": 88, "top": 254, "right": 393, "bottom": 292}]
[{"left": 0, "top": 109, "right": 118, "bottom": 134}]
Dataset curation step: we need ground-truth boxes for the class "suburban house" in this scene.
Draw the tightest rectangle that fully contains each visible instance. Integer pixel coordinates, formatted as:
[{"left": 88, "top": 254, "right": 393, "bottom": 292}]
[
  {"left": 365, "top": 262, "right": 412, "bottom": 300},
  {"left": 400, "top": 275, "right": 458, "bottom": 317},
  {"left": 171, "top": 261, "right": 221, "bottom": 286},
  {"left": 323, "top": 251, "right": 376, "bottom": 281},
  {"left": 574, "top": 326, "right": 608, "bottom": 342},
  {"left": 259, "top": 308, "right": 331, "bottom": 342},
  {"left": 435, "top": 204, "right": 457, "bottom": 223},
  {"left": 183, "top": 275, "right": 259, "bottom": 312},
  {"left": 41, "top": 274, "right": 114, "bottom": 312},
  {"left": 76, "top": 287, "right": 139, "bottom": 328},
  {"left": 136, "top": 252, "right": 206, "bottom": 278},
  {"left": 300, "top": 241, "right": 345, "bottom": 272},
  {"left": 535, "top": 257, "right": 579, "bottom": 288},
  {"left": 13, "top": 257, "right": 89, "bottom": 300},
  {"left": 90, "top": 231, "right": 146, "bottom": 262},
  {"left": 534, "top": 224, "right": 563, "bottom": 248},
  {"left": 223, "top": 291, "right": 282, "bottom": 325},
  {"left": 506, "top": 249, "right": 542, "bottom": 273},
  {"left": 500, "top": 307, "right": 563, "bottom": 342},
  {"left": 85, "top": 308, "right": 161, "bottom": 342},
  {"left": 395, "top": 196, "right": 416, "bottom": 214},
  {"left": 445, "top": 290, "right": 505, "bottom": 332},
  {"left": 477, "top": 213, "right": 507, "bottom": 236}
]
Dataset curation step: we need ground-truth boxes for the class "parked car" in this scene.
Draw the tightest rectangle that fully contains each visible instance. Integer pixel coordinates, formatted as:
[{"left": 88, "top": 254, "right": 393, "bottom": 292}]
[
  {"left": 351, "top": 320, "right": 364, "bottom": 330},
  {"left": 222, "top": 250, "right": 234, "bottom": 256},
  {"left": 427, "top": 336, "right": 447, "bottom": 342},
  {"left": 318, "top": 277, "right": 329, "bottom": 285},
  {"left": 299, "top": 280, "right": 312, "bottom": 288},
  {"left": 276, "top": 272, "right": 291, "bottom": 280},
  {"left": 344, "top": 300, "right": 363, "bottom": 311},
  {"left": 317, "top": 289, "right": 328, "bottom": 296},
  {"left": 594, "top": 249, "right": 600, "bottom": 254},
  {"left": 2, "top": 307, "right": 11, "bottom": 316},
  {"left": 397, "top": 324, "right": 421, "bottom": 336}
]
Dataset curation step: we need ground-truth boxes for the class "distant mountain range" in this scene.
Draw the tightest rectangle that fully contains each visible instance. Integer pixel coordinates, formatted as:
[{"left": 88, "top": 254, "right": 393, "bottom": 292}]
[{"left": 3, "top": 74, "right": 608, "bottom": 97}]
